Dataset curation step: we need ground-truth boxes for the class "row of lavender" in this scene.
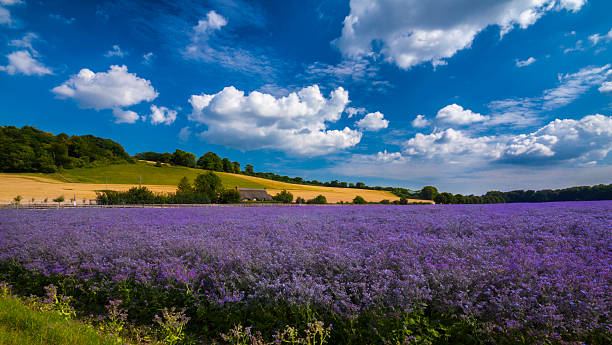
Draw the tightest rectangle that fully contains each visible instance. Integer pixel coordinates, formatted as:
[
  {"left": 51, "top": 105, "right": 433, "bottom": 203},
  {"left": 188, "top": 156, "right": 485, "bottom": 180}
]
[{"left": 1, "top": 202, "right": 610, "bottom": 337}]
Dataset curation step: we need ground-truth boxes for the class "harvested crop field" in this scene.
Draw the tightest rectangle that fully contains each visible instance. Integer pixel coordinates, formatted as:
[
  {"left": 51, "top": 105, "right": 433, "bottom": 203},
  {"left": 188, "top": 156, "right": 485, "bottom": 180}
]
[
  {"left": 1, "top": 202, "right": 610, "bottom": 344},
  {"left": 0, "top": 173, "right": 404, "bottom": 204}
]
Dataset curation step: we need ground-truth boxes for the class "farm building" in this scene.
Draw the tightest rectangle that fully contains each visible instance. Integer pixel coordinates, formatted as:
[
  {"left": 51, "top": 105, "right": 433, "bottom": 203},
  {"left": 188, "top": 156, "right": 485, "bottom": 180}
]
[{"left": 237, "top": 188, "right": 273, "bottom": 202}]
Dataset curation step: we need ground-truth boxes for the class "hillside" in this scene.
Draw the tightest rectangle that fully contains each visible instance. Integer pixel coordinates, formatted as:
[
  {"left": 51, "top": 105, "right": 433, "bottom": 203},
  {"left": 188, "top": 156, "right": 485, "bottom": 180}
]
[{"left": 0, "top": 161, "right": 421, "bottom": 204}]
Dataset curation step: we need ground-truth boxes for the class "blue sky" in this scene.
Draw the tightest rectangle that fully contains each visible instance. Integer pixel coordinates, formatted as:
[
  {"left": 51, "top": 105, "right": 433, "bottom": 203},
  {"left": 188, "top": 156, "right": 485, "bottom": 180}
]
[{"left": 1, "top": 0, "right": 611, "bottom": 194}]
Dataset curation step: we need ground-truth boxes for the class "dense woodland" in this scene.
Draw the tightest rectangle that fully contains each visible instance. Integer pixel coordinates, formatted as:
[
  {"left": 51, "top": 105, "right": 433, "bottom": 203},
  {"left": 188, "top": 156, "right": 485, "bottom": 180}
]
[
  {"left": 0, "top": 126, "right": 131, "bottom": 172},
  {"left": 3, "top": 126, "right": 611, "bottom": 203}
]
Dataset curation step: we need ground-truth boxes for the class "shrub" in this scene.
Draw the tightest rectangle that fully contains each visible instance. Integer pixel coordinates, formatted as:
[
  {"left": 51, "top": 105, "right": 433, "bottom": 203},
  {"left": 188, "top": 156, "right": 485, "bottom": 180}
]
[
  {"left": 219, "top": 188, "right": 241, "bottom": 204},
  {"left": 352, "top": 196, "right": 367, "bottom": 204},
  {"left": 273, "top": 189, "right": 294, "bottom": 203},
  {"left": 193, "top": 172, "right": 222, "bottom": 202},
  {"left": 380, "top": 199, "right": 390, "bottom": 204},
  {"left": 52, "top": 195, "right": 65, "bottom": 205},
  {"left": 307, "top": 195, "right": 327, "bottom": 204},
  {"left": 295, "top": 197, "right": 306, "bottom": 204},
  {"left": 13, "top": 195, "right": 22, "bottom": 205}
]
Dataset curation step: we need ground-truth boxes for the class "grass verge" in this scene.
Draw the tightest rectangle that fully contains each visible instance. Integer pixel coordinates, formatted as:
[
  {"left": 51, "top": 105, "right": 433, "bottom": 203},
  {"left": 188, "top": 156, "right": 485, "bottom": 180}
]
[{"left": 0, "top": 296, "right": 116, "bottom": 345}]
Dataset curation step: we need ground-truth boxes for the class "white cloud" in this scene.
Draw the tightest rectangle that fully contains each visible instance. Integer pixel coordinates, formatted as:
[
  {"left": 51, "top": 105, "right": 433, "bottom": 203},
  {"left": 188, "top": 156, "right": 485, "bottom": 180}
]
[
  {"left": 589, "top": 28, "right": 612, "bottom": 45},
  {"left": 0, "top": 0, "right": 22, "bottom": 26},
  {"left": 335, "top": 0, "right": 585, "bottom": 70},
  {"left": 178, "top": 126, "right": 192, "bottom": 142},
  {"left": 0, "top": 50, "right": 52, "bottom": 76},
  {"left": 105, "top": 45, "right": 126, "bottom": 58},
  {"left": 516, "top": 57, "right": 536, "bottom": 67},
  {"left": 184, "top": 10, "right": 275, "bottom": 75},
  {"left": 0, "top": 7, "right": 10, "bottom": 25},
  {"left": 9, "top": 32, "right": 39, "bottom": 55},
  {"left": 542, "top": 64, "right": 611, "bottom": 109},
  {"left": 149, "top": 105, "right": 177, "bottom": 125},
  {"left": 345, "top": 106, "right": 366, "bottom": 118},
  {"left": 599, "top": 81, "right": 612, "bottom": 94},
  {"left": 356, "top": 111, "right": 389, "bottom": 131},
  {"left": 194, "top": 10, "right": 227, "bottom": 33},
  {"left": 403, "top": 128, "right": 500, "bottom": 161},
  {"left": 563, "top": 39, "right": 584, "bottom": 54},
  {"left": 411, "top": 114, "right": 430, "bottom": 128},
  {"left": 489, "top": 64, "right": 612, "bottom": 125},
  {"left": 436, "top": 104, "right": 488, "bottom": 125},
  {"left": 112, "top": 108, "right": 140, "bottom": 124},
  {"left": 52, "top": 65, "right": 158, "bottom": 110},
  {"left": 189, "top": 85, "right": 363, "bottom": 156},
  {"left": 402, "top": 114, "right": 612, "bottom": 165}
]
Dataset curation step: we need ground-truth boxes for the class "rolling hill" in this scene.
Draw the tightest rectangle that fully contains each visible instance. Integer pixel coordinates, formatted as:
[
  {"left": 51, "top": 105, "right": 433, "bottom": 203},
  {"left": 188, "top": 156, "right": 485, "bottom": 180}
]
[{"left": 0, "top": 161, "right": 428, "bottom": 204}]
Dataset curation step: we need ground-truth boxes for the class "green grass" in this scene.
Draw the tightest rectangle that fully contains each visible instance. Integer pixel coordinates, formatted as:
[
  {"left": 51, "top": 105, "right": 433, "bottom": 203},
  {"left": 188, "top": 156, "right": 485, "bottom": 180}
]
[
  {"left": 0, "top": 296, "right": 116, "bottom": 345},
  {"left": 43, "top": 162, "right": 268, "bottom": 189}
]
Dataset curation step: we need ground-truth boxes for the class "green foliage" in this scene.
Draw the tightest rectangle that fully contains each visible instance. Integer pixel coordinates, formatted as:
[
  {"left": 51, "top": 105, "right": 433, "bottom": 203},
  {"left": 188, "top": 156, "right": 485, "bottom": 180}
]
[
  {"left": 307, "top": 195, "right": 327, "bottom": 204},
  {"left": 197, "top": 152, "right": 223, "bottom": 171},
  {"left": 352, "top": 196, "right": 366, "bottom": 204},
  {"left": 134, "top": 151, "right": 172, "bottom": 163},
  {"left": 380, "top": 199, "right": 390, "bottom": 204},
  {"left": 419, "top": 186, "right": 439, "bottom": 201},
  {"left": 0, "top": 126, "right": 131, "bottom": 173},
  {"left": 194, "top": 172, "right": 223, "bottom": 201},
  {"left": 434, "top": 192, "right": 455, "bottom": 204},
  {"left": 177, "top": 176, "right": 192, "bottom": 194},
  {"left": 12, "top": 196, "right": 22, "bottom": 205},
  {"left": 171, "top": 149, "right": 197, "bottom": 168},
  {"left": 219, "top": 188, "right": 241, "bottom": 204},
  {"left": 52, "top": 196, "right": 64, "bottom": 204},
  {"left": 40, "top": 285, "right": 75, "bottom": 320},
  {"left": 273, "top": 190, "right": 294, "bottom": 203},
  {"left": 295, "top": 197, "right": 306, "bottom": 204},
  {"left": 154, "top": 307, "right": 190, "bottom": 345}
]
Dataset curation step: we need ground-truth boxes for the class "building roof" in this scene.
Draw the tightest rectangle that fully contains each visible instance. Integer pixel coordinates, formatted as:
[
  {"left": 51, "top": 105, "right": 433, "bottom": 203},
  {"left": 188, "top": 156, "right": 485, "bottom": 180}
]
[{"left": 237, "top": 188, "right": 273, "bottom": 201}]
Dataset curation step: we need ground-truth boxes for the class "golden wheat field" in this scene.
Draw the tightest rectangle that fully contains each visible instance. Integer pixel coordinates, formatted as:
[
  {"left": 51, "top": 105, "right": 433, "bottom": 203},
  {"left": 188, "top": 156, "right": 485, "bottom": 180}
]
[{"left": 0, "top": 173, "right": 423, "bottom": 204}]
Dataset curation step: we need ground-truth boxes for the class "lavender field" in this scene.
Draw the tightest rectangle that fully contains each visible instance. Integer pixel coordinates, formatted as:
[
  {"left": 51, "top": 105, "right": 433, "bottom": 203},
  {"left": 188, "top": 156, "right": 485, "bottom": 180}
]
[{"left": 1, "top": 202, "right": 611, "bottom": 343}]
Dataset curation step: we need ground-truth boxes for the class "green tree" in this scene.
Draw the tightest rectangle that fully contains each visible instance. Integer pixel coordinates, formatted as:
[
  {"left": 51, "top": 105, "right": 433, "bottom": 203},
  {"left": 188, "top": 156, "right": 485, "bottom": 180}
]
[
  {"left": 176, "top": 176, "right": 192, "bottom": 193},
  {"left": 419, "top": 186, "right": 439, "bottom": 200},
  {"left": 232, "top": 161, "right": 241, "bottom": 173},
  {"left": 352, "top": 195, "right": 367, "bottom": 204},
  {"left": 53, "top": 195, "right": 65, "bottom": 206},
  {"left": 244, "top": 164, "right": 254, "bottom": 175},
  {"left": 273, "top": 190, "right": 294, "bottom": 203},
  {"left": 222, "top": 158, "right": 234, "bottom": 173},
  {"left": 197, "top": 152, "right": 223, "bottom": 171},
  {"left": 307, "top": 195, "right": 327, "bottom": 204},
  {"left": 193, "top": 172, "right": 222, "bottom": 201},
  {"left": 171, "top": 149, "right": 196, "bottom": 167},
  {"left": 13, "top": 195, "right": 22, "bottom": 205},
  {"left": 295, "top": 197, "right": 306, "bottom": 204},
  {"left": 434, "top": 192, "right": 455, "bottom": 204}
]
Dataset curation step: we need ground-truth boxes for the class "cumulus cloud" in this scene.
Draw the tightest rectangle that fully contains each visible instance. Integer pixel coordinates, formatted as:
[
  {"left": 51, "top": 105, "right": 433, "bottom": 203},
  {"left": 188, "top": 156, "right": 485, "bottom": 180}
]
[
  {"left": 402, "top": 114, "right": 612, "bottom": 165},
  {"left": 105, "top": 45, "right": 126, "bottom": 58},
  {"left": 112, "top": 108, "right": 140, "bottom": 124},
  {"left": 345, "top": 106, "right": 366, "bottom": 118},
  {"left": 355, "top": 111, "right": 389, "bottom": 131},
  {"left": 189, "top": 85, "right": 363, "bottom": 156},
  {"left": 436, "top": 104, "right": 489, "bottom": 125},
  {"left": 516, "top": 57, "right": 536, "bottom": 67},
  {"left": 335, "top": 0, "right": 585, "bottom": 69},
  {"left": 149, "top": 105, "right": 177, "bottom": 125},
  {"left": 0, "top": 50, "right": 52, "bottom": 76},
  {"left": 411, "top": 114, "right": 430, "bottom": 128},
  {"left": 52, "top": 65, "right": 158, "bottom": 110}
]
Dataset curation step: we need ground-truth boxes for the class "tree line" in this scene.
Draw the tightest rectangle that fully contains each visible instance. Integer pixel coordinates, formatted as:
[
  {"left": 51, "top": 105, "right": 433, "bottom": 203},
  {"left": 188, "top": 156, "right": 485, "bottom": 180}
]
[
  {"left": 0, "top": 126, "right": 132, "bottom": 173},
  {"left": 416, "top": 184, "right": 612, "bottom": 204}
]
